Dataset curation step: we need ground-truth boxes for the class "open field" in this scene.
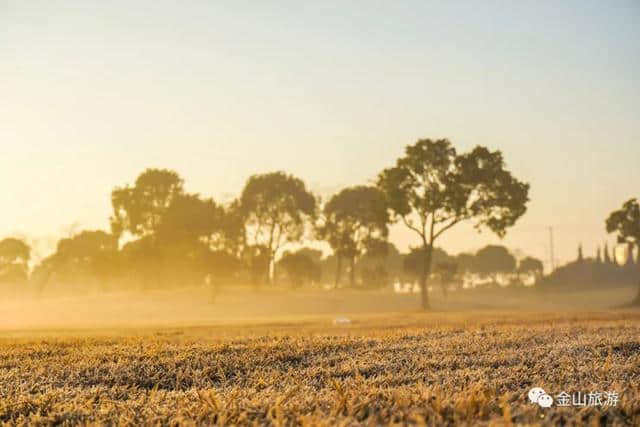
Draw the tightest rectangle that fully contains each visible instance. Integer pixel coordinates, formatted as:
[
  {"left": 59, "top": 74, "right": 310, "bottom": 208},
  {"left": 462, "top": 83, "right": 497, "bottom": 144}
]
[
  {"left": 1, "top": 306, "right": 639, "bottom": 426},
  {"left": 1, "top": 285, "right": 638, "bottom": 330}
]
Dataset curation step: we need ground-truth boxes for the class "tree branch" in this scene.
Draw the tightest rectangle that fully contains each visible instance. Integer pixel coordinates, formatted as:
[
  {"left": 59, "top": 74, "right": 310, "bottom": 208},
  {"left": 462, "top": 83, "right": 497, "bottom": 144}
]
[
  {"left": 433, "top": 216, "right": 464, "bottom": 240},
  {"left": 401, "top": 216, "right": 425, "bottom": 239},
  {"left": 428, "top": 212, "right": 436, "bottom": 244}
]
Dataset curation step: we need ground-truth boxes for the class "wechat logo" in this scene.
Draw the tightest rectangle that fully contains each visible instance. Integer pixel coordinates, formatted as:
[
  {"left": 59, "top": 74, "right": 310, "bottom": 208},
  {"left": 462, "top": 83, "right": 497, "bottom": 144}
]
[{"left": 529, "top": 387, "right": 553, "bottom": 408}]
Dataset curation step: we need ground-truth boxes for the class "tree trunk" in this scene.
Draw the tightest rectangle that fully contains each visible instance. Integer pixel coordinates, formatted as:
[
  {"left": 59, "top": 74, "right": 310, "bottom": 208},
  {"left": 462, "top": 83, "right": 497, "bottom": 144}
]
[
  {"left": 266, "top": 223, "right": 276, "bottom": 285},
  {"left": 419, "top": 244, "right": 433, "bottom": 310},
  {"left": 349, "top": 256, "right": 356, "bottom": 288},
  {"left": 632, "top": 280, "right": 640, "bottom": 306},
  {"left": 271, "top": 256, "right": 277, "bottom": 286},
  {"left": 632, "top": 244, "right": 640, "bottom": 306},
  {"left": 266, "top": 248, "right": 274, "bottom": 286},
  {"left": 334, "top": 254, "right": 342, "bottom": 289}
]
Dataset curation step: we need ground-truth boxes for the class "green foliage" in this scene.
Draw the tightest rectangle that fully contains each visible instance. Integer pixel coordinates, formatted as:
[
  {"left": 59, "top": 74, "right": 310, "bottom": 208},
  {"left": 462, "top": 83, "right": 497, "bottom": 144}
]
[
  {"left": 377, "top": 138, "right": 529, "bottom": 308},
  {"left": 357, "top": 242, "right": 401, "bottom": 289},
  {"left": 26, "top": 155, "right": 530, "bottom": 294},
  {"left": 435, "top": 261, "right": 458, "bottom": 296},
  {"left": 110, "top": 168, "right": 185, "bottom": 239},
  {"left": 0, "top": 237, "right": 30, "bottom": 284},
  {"left": 205, "top": 250, "right": 243, "bottom": 285},
  {"left": 243, "top": 244, "right": 270, "bottom": 287},
  {"left": 240, "top": 171, "right": 316, "bottom": 283},
  {"left": 317, "top": 186, "right": 389, "bottom": 287},
  {"left": 606, "top": 197, "right": 640, "bottom": 304},
  {"left": 41, "top": 231, "right": 118, "bottom": 287},
  {"left": 0, "top": 238, "right": 30, "bottom": 265},
  {"left": 216, "top": 200, "right": 248, "bottom": 256},
  {"left": 454, "top": 253, "right": 475, "bottom": 273},
  {"left": 518, "top": 256, "right": 544, "bottom": 276},
  {"left": 277, "top": 249, "right": 322, "bottom": 288},
  {"left": 606, "top": 198, "right": 640, "bottom": 246},
  {"left": 104, "top": 169, "right": 248, "bottom": 289},
  {"left": 155, "top": 193, "right": 223, "bottom": 244},
  {"left": 378, "top": 139, "right": 529, "bottom": 241},
  {"left": 360, "top": 264, "right": 389, "bottom": 289},
  {"left": 403, "top": 247, "right": 451, "bottom": 280},
  {"left": 473, "top": 245, "right": 516, "bottom": 278}
]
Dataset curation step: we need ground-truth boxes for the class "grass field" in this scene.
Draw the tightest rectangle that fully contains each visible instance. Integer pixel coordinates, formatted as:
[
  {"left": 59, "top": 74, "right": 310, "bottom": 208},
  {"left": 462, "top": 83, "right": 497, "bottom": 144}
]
[{"left": 1, "top": 308, "right": 639, "bottom": 426}]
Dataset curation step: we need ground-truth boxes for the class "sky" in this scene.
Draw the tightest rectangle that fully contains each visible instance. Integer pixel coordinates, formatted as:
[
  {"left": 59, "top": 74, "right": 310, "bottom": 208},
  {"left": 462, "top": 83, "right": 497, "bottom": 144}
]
[{"left": 1, "top": 0, "right": 639, "bottom": 266}]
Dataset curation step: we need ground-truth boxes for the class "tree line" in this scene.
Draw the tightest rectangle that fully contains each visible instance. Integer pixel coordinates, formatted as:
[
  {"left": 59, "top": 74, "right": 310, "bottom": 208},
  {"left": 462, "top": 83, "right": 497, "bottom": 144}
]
[{"left": 1, "top": 138, "right": 637, "bottom": 308}]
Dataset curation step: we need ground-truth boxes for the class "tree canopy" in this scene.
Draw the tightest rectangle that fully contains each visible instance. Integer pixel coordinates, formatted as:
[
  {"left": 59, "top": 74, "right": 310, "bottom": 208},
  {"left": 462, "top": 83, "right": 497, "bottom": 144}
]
[
  {"left": 240, "top": 171, "right": 316, "bottom": 284},
  {"left": 40, "top": 231, "right": 118, "bottom": 288},
  {"left": 518, "top": 256, "right": 544, "bottom": 277},
  {"left": 606, "top": 198, "right": 640, "bottom": 304},
  {"left": 155, "top": 193, "right": 224, "bottom": 245},
  {"left": 0, "top": 238, "right": 31, "bottom": 284},
  {"left": 111, "top": 168, "right": 185, "bottom": 239},
  {"left": 377, "top": 138, "right": 529, "bottom": 308},
  {"left": 0, "top": 238, "right": 30, "bottom": 266},
  {"left": 606, "top": 198, "right": 640, "bottom": 246},
  {"left": 278, "top": 249, "right": 322, "bottom": 288},
  {"left": 11, "top": 153, "right": 534, "bottom": 297},
  {"left": 317, "top": 185, "right": 389, "bottom": 287},
  {"left": 474, "top": 245, "right": 516, "bottom": 279}
]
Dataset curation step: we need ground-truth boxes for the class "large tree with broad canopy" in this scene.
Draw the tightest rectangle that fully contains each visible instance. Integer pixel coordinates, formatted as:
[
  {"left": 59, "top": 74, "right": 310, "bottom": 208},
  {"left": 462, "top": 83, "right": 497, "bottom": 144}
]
[{"left": 377, "top": 138, "right": 529, "bottom": 309}]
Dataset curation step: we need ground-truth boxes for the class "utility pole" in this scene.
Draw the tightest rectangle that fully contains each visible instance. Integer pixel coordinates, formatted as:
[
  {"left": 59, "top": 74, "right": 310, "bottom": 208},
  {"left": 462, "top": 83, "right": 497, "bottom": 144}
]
[{"left": 548, "top": 227, "right": 555, "bottom": 272}]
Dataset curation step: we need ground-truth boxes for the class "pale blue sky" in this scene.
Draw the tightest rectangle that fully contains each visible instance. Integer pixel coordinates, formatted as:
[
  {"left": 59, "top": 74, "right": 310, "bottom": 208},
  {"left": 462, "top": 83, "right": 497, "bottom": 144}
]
[{"left": 1, "top": 0, "right": 639, "bottom": 265}]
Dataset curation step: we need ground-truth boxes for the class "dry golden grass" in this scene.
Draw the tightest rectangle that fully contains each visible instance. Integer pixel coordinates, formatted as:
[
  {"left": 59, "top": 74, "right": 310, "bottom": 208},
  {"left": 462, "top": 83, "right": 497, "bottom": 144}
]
[{"left": 1, "top": 310, "right": 639, "bottom": 426}]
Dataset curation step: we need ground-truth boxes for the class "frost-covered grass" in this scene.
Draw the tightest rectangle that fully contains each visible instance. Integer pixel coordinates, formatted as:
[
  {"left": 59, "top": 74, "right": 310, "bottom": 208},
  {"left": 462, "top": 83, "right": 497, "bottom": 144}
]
[{"left": 1, "top": 311, "right": 638, "bottom": 425}]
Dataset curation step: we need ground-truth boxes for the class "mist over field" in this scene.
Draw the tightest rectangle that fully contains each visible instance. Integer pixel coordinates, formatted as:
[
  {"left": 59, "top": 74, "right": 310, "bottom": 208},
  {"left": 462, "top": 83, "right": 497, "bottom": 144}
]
[
  {"left": 0, "top": 285, "right": 637, "bottom": 333},
  {"left": 2, "top": 1, "right": 640, "bottom": 425}
]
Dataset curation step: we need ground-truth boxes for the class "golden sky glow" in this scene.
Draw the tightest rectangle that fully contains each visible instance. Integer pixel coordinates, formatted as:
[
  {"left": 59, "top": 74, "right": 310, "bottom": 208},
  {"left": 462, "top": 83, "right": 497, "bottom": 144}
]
[{"left": 1, "top": 1, "right": 639, "bottom": 266}]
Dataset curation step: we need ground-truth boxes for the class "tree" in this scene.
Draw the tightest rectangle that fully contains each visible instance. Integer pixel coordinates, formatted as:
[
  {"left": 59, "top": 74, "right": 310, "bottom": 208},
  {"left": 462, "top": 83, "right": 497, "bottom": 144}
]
[
  {"left": 518, "top": 256, "right": 544, "bottom": 283},
  {"left": 435, "top": 261, "right": 458, "bottom": 296},
  {"left": 157, "top": 194, "right": 228, "bottom": 248},
  {"left": 403, "top": 246, "right": 451, "bottom": 283},
  {"left": 205, "top": 250, "right": 243, "bottom": 286},
  {"left": 141, "top": 193, "right": 245, "bottom": 287},
  {"left": 358, "top": 241, "right": 401, "bottom": 289},
  {"left": 111, "top": 170, "right": 246, "bottom": 288},
  {"left": 377, "top": 139, "right": 529, "bottom": 309},
  {"left": 604, "top": 242, "right": 612, "bottom": 264},
  {"left": 624, "top": 242, "right": 635, "bottom": 268},
  {"left": 243, "top": 244, "right": 270, "bottom": 287},
  {"left": 38, "top": 231, "right": 118, "bottom": 290},
  {"left": 474, "top": 245, "right": 517, "bottom": 284},
  {"left": 606, "top": 198, "right": 640, "bottom": 305},
  {"left": 0, "top": 238, "right": 30, "bottom": 284},
  {"left": 317, "top": 186, "right": 389, "bottom": 287},
  {"left": 277, "top": 249, "right": 322, "bottom": 288},
  {"left": 577, "top": 244, "right": 584, "bottom": 263},
  {"left": 110, "top": 168, "right": 185, "bottom": 240},
  {"left": 455, "top": 253, "right": 475, "bottom": 274},
  {"left": 155, "top": 193, "right": 223, "bottom": 245},
  {"left": 216, "top": 200, "right": 248, "bottom": 257},
  {"left": 240, "top": 172, "right": 316, "bottom": 285}
]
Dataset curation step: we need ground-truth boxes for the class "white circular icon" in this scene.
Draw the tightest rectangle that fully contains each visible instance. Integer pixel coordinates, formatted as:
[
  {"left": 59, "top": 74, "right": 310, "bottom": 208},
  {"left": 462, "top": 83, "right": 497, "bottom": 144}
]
[
  {"left": 538, "top": 394, "right": 553, "bottom": 408},
  {"left": 528, "top": 387, "right": 546, "bottom": 404}
]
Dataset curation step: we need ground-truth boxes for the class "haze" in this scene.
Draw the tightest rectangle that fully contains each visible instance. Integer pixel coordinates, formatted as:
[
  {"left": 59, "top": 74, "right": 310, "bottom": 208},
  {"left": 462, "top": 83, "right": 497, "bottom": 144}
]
[{"left": 1, "top": 0, "right": 639, "bottom": 265}]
